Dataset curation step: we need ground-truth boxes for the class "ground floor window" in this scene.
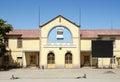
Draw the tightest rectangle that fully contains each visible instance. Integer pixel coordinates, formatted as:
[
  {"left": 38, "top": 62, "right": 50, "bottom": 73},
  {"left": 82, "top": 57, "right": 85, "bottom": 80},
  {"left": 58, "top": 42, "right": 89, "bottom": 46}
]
[
  {"left": 47, "top": 52, "right": 55, "bottom": 64},
  {"left": 17, "top": 57, "right": 22, "bottom": 67},
  {"left": 65, "top": 52, "right": 72, "bottom": 64}
]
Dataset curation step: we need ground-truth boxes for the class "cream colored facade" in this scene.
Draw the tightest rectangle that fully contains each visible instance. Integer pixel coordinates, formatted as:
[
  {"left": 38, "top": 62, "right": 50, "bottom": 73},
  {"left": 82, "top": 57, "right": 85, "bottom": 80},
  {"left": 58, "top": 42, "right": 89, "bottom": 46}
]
[
  {"left": 6, "top": 37, "right": 39, "bottom": 67},
  {"left": 40, "top": 16, "right": 80, "bottom": 68},
  {"left": 1, "top": 15, "right": 120, "bottom": 69}
]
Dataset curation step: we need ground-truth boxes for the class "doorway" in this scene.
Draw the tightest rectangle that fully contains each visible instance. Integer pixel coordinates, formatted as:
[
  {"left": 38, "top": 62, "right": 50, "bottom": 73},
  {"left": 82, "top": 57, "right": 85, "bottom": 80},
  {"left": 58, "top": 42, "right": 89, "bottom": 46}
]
[
  {"left": 30, "top": 55, "right": 36, "bottom": 66},
  {"left": 47, "top": 52, "right": 55, "bottom": 68},
  {"left": 25, "top": 52, "right": 39, "bottom": 67},
  {"left": 81, "top": 52, "right": 91, "bottom": 67},
  {"left": 17, "top": 57, "right": 22, "bottom": 67},
  {"left": 65, "top": 52, "right": 72, "bottom": 68},
  {"left": 83, "top": 56, "right": 90, "bottom": 66}
]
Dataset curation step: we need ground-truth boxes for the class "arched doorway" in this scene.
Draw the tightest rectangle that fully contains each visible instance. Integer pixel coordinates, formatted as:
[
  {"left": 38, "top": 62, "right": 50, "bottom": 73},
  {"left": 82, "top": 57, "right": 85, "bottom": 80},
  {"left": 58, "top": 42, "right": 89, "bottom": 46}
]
[
  {"left": 47, "top": 52, "right": 55, "bottom": 68},
  {"left": 65, "top": 52, "right": 72, "bottom": 68}
]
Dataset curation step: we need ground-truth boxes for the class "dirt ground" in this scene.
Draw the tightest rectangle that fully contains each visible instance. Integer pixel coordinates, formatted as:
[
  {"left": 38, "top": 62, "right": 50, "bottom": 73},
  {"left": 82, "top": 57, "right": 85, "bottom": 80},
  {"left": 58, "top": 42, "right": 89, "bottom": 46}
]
[{"left": 0, "top": 68, "right": 120, "bottom": 82}]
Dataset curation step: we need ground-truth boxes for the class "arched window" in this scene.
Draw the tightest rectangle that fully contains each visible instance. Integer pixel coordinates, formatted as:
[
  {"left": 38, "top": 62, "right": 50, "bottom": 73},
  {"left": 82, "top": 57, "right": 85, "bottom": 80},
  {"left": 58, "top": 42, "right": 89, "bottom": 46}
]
[
  {"left": 65, "top": 52, "right": 72, "bottom": 64},
  {"left": 47, "top": 52, "right": 55, "bottom": 64},
  {"left": 48, "top": 26, "right": 72, "bottom": 42}
]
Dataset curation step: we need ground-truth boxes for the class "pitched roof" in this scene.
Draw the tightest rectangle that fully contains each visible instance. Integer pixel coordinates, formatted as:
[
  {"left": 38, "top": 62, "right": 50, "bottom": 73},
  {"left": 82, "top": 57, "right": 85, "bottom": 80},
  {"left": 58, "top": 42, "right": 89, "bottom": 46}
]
[
  {"left": 80, "top": 30, "right": 98, "bottom": 38},
  {"left": 97, "top": 30, "right": 120, "bottom": 35},
  {"left": 7, "top": 29, "right": 120, "bottom": 39},
  {"left": 81, "top": 30, "right": 120, "bottom": 38},
  {"left": 7, "top": 30, "right": 39, "bottom": 38}
]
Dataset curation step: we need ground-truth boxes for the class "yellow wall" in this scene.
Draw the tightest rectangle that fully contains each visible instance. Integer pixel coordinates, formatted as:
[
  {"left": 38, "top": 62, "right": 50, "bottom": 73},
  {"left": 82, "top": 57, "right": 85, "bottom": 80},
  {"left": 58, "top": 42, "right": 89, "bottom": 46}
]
[
  {"left": 40, "top": 16, "right": 80, "bottom": 68},
  {"left": 8, "top": 38, "right": 39, "bottom": 51},
  {"left": 40, "top": 17, "right": 80, "bottom": 38},
  {"left": 7, "top": 34, "right": 120, "bottom": 68},
  {"left": 40, "top": 46, "right": 80, "bottom": 68},
  {"left": 5, "top": 16, "right": 120, "bottom": 69},
  {"left": 98, "top": 58, "right": 111, "bottom": 68},
  {"left": 81, "top": 39, "right": 92, "bottom": 51},
  {"left": 7, "top": 37, "right": 39, "bottom": 67}
]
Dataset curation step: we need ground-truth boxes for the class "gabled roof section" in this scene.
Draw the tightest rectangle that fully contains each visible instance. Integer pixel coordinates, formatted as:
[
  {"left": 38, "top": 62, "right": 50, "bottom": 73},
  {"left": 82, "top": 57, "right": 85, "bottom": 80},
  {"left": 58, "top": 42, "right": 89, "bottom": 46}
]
[
  {"left": 7, "top": 30, "right": 39, "bottom": 38},
  {"left": 40, "top": 15, "right": 80, "bottom": 27}
]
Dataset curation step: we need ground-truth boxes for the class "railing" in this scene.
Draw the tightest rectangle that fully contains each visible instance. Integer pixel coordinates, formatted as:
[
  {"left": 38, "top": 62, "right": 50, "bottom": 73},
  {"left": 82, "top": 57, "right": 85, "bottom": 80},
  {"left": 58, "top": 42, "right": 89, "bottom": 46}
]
[{"left": 44, "top": 42, "right": 76, "bottom": 48}]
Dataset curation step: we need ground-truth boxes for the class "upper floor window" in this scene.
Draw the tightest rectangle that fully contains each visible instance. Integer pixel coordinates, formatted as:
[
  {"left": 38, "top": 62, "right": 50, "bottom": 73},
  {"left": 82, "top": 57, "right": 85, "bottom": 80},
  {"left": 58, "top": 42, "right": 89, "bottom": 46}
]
[
  {"left": 56, "top": 28, "right": 64, "bottom": 39},
  {"left": 4, "top": 38, "right": 9, "bottom": 47},
  {"left": 17, "top": 38, "right": 22, "bottom": 48}
]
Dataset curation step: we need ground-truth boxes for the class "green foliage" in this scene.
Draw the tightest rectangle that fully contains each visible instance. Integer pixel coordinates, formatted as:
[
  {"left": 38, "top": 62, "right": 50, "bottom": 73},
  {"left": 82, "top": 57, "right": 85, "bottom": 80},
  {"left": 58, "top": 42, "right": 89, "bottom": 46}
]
[
  {"left": 0, "top": 43, "right": 6, "bottom": 57},
  {"left": 0, "top": 18, "right": 13, "bottom": 56}
]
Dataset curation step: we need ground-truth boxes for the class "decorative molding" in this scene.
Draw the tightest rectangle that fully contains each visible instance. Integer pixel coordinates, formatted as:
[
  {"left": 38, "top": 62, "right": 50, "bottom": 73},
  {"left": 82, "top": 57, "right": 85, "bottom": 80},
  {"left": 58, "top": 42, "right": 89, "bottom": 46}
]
[{"left": 44, "top": 42, "right": 76, "bottom": 48}]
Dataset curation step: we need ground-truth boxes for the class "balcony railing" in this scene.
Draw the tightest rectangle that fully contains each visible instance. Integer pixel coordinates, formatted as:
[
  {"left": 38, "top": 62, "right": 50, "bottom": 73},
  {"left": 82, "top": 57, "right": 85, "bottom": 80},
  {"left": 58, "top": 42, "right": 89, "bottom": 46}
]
[{"left": 44, "top": 42, "right": 76, "bottom": 48}]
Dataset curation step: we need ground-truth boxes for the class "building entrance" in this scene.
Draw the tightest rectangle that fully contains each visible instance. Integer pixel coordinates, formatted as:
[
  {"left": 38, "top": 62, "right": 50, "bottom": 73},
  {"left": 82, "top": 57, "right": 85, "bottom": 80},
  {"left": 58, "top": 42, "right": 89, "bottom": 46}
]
[
  {"left": 83, "top": 56, "right": 90, "bottom": 66},
  {"left": 30, "top": 55, "right": 36, "bottom": 66},
  {"left": 81, "top": 52, "right": 91, "bottom": 67},
  {"left": 65, "top": 52, "right": 72, "bottom": 68},
  {"left": 25, "top": 52, "right": 39, "bottom": 67},
  {"left": 47, "top": 52, "right": 55, "bottom": 68}
]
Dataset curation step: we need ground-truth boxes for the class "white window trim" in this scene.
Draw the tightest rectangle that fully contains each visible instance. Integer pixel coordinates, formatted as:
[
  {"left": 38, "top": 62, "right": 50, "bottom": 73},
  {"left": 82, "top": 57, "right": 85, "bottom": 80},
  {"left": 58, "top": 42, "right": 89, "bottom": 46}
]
[{"left": 56, "top": 28, "right": 64, "bottom": 39}]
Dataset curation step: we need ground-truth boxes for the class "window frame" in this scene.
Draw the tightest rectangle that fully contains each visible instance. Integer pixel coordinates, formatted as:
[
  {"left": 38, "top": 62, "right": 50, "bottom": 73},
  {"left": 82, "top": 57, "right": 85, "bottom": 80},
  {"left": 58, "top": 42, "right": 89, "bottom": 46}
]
[
  {"left": 56, "top": 28, "right": 64, "bottom": 39},
  {"left": 47, "top": 53, "right": 55, "bottom": 64},
  {"left": 17, "top": 38, "right": 22, "bottom": 48},
  {"left": 65, "top": 53, "right": 72, "bottom": 64}
]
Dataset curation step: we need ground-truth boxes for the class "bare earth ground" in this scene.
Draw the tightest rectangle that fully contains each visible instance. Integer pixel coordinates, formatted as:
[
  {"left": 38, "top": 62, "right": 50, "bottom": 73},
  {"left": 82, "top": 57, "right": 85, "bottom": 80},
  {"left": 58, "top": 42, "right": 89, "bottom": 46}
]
[{"left": 0, "top": 68, "right": 120, "bottom": 82}]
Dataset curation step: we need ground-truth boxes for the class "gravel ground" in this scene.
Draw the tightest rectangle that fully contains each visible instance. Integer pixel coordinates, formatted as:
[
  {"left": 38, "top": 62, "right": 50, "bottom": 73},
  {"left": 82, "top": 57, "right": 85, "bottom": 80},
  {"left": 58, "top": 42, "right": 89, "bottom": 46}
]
[{"left": 0, "top": 68, "right": 120, "bottom": 82}]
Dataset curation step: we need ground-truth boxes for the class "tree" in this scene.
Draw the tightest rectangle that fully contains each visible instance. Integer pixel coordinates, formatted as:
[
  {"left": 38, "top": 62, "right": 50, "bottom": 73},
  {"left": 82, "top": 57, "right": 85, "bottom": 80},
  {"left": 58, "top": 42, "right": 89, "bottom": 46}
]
[{"left": 0, "top": 19, "right": 13, "bottom": 57}]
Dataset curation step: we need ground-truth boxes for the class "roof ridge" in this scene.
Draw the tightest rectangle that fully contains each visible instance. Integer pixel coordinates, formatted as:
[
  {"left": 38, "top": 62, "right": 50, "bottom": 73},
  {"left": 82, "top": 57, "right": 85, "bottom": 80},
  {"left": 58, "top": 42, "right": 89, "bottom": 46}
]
[
  {"left": 40, "top": 15, "right": 80, "bottom": 27},
  {"left": 81, "top": 29, "right": 120, "bottom": 31},
  {"left": 13, "top": 29, "right": 39, "bottom": 30}
]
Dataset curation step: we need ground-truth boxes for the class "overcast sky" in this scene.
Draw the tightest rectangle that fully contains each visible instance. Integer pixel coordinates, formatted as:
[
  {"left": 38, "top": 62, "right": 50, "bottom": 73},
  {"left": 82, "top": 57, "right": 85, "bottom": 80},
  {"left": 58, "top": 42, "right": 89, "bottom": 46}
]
[{"left": 0, "top": 0, "right": 120, "bottom": 30}]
